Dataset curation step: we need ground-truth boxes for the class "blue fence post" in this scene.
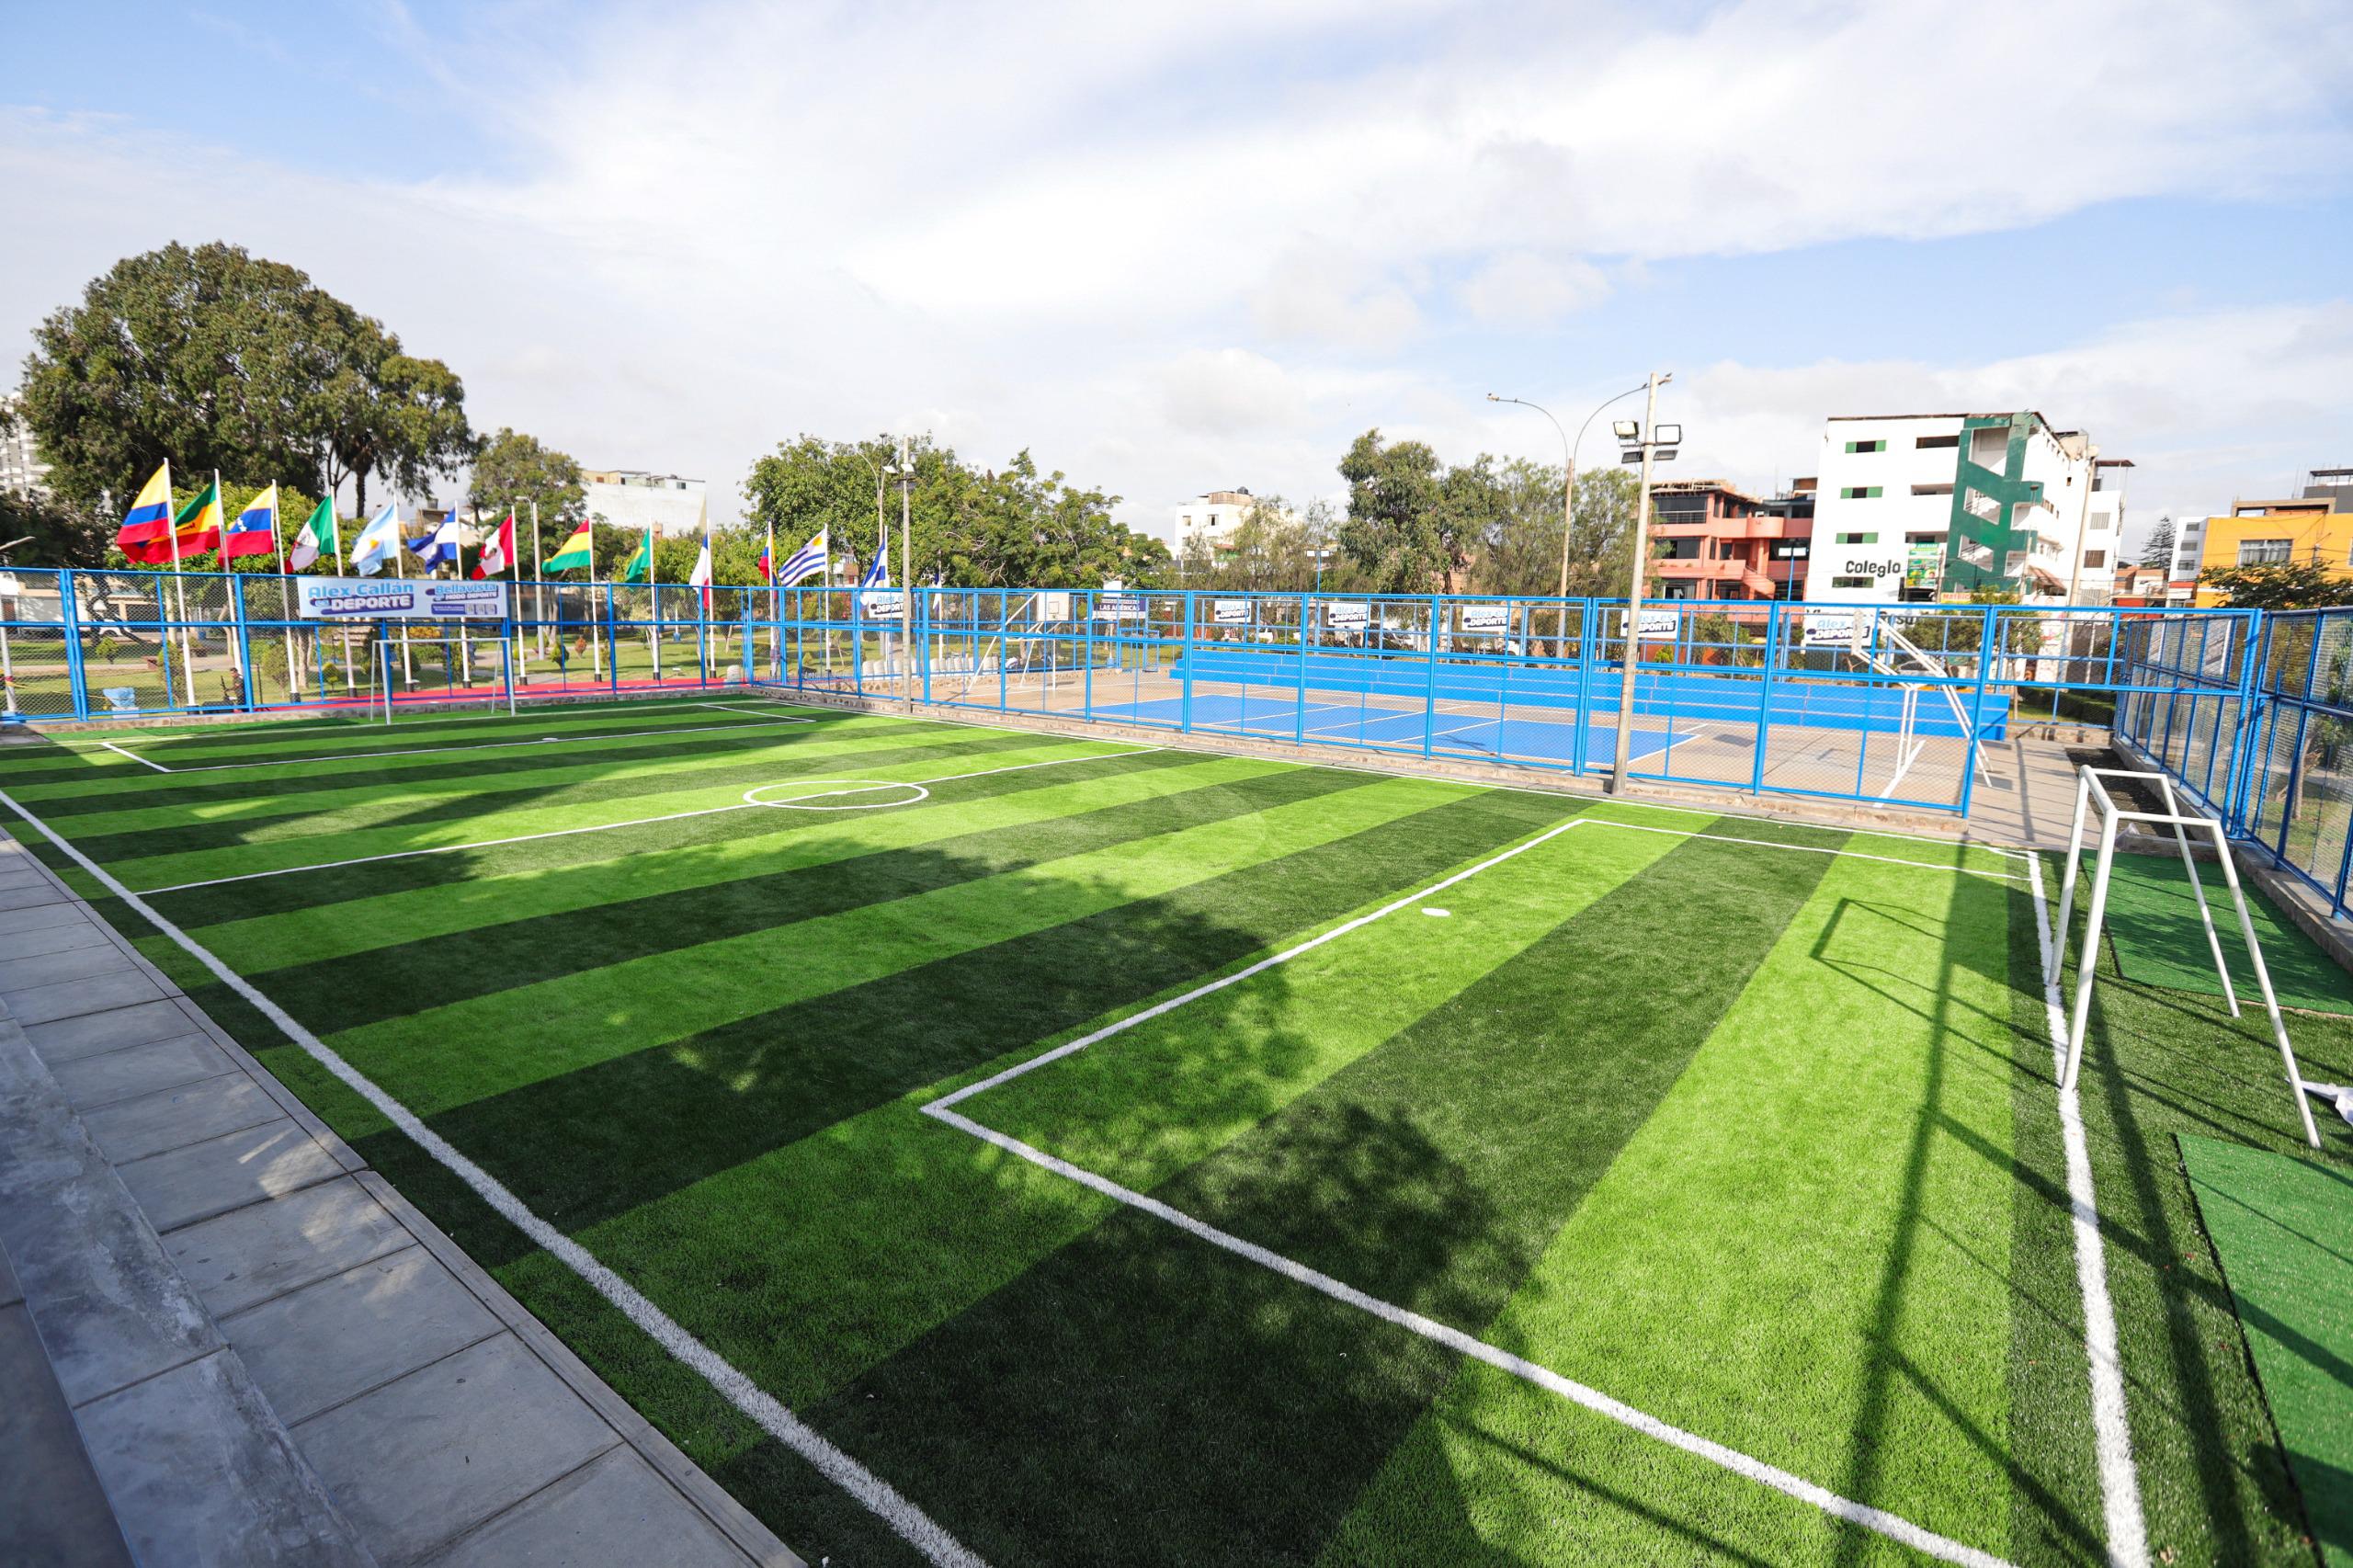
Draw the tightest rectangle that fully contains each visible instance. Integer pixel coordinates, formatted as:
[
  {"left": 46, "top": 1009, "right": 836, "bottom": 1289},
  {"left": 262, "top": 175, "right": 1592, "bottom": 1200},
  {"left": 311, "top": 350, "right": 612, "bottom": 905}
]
[
  {"left": 231, "top": 573, "right": 256, "bottom": 711},
  {"left": 1295, "top": 591, "right": 1310, "bottom": 745},
  {"left": 1958, "top": 606, "right": 1997, "bottom": 818},
  {"left": 1751, "top": 602, "right": 1779, "bottom": 795},
  {"left": 1572, "top": 599, "right": 1596, "bottom": 775},
  {"left": 921, "top": 586, "right": 934, "bottom": 706},
  {"left": 1422, "top": 595, "right": 1441, "bottom": 757},
  {"left": 605, "top": 585, "right": 619, "bottom": 696},
  {"left": 60, "top": 568, "right": 90, "bottom": 720},
  {"left": 1176, "top": 592, "right": 1197, "bottom": 733}
]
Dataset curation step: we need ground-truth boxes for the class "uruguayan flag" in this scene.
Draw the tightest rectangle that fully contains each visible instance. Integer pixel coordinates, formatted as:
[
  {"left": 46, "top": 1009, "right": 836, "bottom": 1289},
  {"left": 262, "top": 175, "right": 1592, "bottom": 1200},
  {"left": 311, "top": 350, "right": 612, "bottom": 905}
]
[
  {"left": 348, "top": 502, "right": 403, "bottom": 576},
  {"left": 776, "top": 529, "right": 829, "bottom": 586}
]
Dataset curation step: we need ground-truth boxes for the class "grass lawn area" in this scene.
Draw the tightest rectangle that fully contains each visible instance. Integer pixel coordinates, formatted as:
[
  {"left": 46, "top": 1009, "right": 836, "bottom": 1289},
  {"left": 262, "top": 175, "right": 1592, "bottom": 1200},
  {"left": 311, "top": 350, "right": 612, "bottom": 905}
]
[{"left": 2, "top": 694, "right": 2347, "bottom": 1566}]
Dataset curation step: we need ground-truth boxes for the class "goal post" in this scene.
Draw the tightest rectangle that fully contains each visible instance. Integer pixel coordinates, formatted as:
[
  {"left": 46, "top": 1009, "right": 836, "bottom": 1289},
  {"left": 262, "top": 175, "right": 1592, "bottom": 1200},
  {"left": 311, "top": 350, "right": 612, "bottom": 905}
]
[
  {"left": 2053, "top": 764, "right": 2321, "bottom": 1148},
  {"left": 374, "top": 630, "right": 516, "bottom": 724}
]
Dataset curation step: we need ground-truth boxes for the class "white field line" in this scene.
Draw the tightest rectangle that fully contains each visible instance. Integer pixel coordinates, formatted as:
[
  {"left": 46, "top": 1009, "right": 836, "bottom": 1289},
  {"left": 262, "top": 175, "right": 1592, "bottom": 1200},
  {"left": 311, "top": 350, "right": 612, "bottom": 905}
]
[
  {"left": 1576, "top": 817, "right": 2024, "bottom": 883},
  {"left": 136, "top": 744, "right": 1164, "bottom": 895},
  {"left": 96, "top": 710, "right": 815, "bottom": 773},
  {"left": 2028, "top": 853, "right": 2148, "bottom": 1568},
  {"left": 0, "top": 790, "right": 987, "bottom": 1568},
  {"left": 928, "top": 1108, "right": 2007, "bottom": 1568},
  {"left": 929, "top": 817, "right": 1588, "bottom": 1114},
  {"left": 810, "top": 691, "right": 2030, "bottom": 860},
  {"left": 923, "top": 815, "right": 2011, "bottom": 1568}
]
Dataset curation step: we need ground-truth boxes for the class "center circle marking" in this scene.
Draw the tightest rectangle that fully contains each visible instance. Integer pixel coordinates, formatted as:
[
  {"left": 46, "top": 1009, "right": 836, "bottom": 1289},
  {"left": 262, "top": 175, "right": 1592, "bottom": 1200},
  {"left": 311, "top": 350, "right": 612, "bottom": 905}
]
[{"left": 741, "top": 778, "right": 932, "bottom": 811}]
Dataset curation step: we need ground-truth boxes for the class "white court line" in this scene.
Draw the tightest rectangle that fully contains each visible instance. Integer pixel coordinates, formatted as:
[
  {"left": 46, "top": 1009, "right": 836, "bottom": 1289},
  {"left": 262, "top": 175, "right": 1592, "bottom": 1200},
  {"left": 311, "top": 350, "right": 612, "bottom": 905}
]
[
  {"left": 1577, "top": 817, "right": 2024, "bottom": 883},
  {"left": 0, "top": 790, "right": 987, "bottom": 1568},
  {"left": 2028, "top": 853, "right": 2148, "bottom": 1567},
  {"left": 137, "top": 743, "right": 1164, "bottom": 895},
  {"left": 95, "top": 706, "right": 815, "bottom": 773},
  {"left": 923, "top": 814, "right": 2011, "bottom": 1568}
]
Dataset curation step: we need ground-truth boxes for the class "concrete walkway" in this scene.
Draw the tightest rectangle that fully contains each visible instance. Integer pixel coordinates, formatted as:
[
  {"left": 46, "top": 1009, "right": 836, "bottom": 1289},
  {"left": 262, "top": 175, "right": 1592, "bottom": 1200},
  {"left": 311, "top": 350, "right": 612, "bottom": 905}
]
[{"left": 0, "top": 832, "right": 799, "bottom": 1568}]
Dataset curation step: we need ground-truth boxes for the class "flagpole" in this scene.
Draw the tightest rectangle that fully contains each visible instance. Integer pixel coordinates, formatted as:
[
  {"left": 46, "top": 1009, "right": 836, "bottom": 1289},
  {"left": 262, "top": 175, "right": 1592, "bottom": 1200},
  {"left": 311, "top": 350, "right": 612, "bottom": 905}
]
[
  {"left": 393, "top": 512, "right": 415, "bottom": 692},
  {"left": 455, "top": 505, "right": 474, "bottom": 689},
  {"left": 159, "top": 462, "right": 196, "bottom": 708},
  {"left": 644, "top": 521, "right": 660, "bottom": 687},
  {"left": 271, "top": 486, "right": 301, "bottom": 700},
  {"left": 332, "top": 500, "right": 358, "bottom": 694},
  {"left": 529, "top": 499, "right": 545, "bottom": 664},
  {"left": 590, "top": 522, "right": 604, "bottom": 681}
]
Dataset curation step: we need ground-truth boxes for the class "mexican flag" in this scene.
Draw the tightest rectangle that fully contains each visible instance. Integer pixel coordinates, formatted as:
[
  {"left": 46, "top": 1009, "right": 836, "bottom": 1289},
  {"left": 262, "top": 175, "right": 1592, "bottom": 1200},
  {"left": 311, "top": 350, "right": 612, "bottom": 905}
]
[{"left": 288, "top": 496, "right": 337, "bottom": 571}]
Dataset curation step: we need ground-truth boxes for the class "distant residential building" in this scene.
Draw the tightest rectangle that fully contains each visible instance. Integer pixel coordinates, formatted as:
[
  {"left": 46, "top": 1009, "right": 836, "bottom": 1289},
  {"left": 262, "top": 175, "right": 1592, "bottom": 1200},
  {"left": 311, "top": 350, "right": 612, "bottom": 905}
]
[
  {"left": 2188, "top": 470, "right": 2353, "bottom": 606},
  {"left": 584, "top": 470, "right": 708, "bottom": 537},
  {"left": 2162, "top": 517, "right": 2205, "bottom": 604},
  {"left": 0, "top": 398, "right": 51, "bottom": 498},
  {"left": 2110, "top": 564, "right": 2171, "bottom": 606},
  {"left": 1649, "top": 479, "right": 1810, "bottom": 603},
  {"left": 1801, "top": 412, "right": 2121, "bottom": 606},
  {"left": 1171, "top": 489, "right": 1278, "bottom": 554}
]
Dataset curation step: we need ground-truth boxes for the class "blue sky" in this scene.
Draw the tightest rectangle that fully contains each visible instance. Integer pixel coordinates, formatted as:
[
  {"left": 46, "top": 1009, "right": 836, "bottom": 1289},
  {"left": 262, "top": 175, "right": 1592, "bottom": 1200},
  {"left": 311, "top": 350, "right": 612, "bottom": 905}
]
[{"left": 5, "top": 0, "right": 2349, "bottom": 544}]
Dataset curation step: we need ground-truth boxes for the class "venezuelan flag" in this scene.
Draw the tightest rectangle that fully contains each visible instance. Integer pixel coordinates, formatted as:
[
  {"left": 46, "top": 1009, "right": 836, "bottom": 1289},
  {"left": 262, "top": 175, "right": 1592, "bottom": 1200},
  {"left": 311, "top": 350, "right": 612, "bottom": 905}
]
[
  {"left": 113, "top": 462, "right": 176, "bottom": 562},
  {"left": 223, "top": 483, "right": 279, "bottom": 560}
]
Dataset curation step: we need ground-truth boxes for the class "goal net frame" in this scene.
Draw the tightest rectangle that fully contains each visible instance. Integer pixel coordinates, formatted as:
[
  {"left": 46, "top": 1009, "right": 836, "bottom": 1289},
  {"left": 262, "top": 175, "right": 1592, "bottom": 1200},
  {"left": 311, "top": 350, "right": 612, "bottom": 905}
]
[
  {"left": 373, "top": 631, "right": 517, "bottom": 724},
  {"left": 2054, "top": 764, "right": 2320, "bottom": 1148}
]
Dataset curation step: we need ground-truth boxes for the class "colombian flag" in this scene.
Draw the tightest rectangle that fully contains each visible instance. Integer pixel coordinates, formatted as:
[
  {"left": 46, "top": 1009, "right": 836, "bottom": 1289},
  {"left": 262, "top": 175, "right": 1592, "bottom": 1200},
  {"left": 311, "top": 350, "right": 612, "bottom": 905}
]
[{"left": 113, "top": 462, "right": 176, "bottom": 562}]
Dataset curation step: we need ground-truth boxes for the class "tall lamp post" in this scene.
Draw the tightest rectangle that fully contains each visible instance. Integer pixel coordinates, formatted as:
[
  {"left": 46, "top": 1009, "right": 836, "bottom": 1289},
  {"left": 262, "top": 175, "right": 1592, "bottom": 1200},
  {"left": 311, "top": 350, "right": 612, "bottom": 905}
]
[
  {"left": 1608, "top": 371, "right": 1678, "bottom": 795},
  {"left": 1488, "top": 383, "right": 1647, "bottom": 654},
  {"left": 885, "top": 437, "right": 915, "bottom": 710}
]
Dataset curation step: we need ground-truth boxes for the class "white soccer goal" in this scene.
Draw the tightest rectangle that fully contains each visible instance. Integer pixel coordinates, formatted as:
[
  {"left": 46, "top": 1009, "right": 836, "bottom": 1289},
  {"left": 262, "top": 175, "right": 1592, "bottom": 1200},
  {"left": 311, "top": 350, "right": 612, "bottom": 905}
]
[
  {"left": 374, "top": 632, "right": 516, "bottom": 723},
  {"left": 2054, "top": 765, "right": 2322, "bottom": 1148}
]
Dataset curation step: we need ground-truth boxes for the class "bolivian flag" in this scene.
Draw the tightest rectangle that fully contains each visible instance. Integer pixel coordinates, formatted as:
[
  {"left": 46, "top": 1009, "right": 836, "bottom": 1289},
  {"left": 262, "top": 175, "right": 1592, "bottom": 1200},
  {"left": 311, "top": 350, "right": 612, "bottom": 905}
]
[
  {"left": 113, "top": 462, "right": 176, "bottom": 562},
  {"left": 545, "top": 517, "right": 595, "bottom": 573}
]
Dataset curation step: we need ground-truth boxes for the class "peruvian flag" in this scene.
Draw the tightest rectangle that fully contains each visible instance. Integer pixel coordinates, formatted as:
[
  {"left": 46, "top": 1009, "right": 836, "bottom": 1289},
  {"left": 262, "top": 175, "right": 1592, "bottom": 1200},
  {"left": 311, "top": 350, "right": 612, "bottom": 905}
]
[{"left": 472, "top": 510, "right": 517, "bottom": 579}]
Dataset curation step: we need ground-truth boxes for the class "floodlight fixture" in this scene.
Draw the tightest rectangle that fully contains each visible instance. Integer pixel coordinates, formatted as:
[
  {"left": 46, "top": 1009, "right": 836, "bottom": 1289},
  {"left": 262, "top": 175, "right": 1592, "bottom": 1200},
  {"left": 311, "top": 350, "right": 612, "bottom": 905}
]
[
  {"left": 1654, "top": 424, "right": 1682, "bottom": 446},
  {"left": 1612, "top": 419, "right": 1640, "bottom": 440}
]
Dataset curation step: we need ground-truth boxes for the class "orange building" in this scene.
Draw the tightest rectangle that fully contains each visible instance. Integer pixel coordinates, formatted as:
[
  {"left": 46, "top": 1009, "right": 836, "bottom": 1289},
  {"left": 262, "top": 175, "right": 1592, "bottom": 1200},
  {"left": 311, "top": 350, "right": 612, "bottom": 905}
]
[{"left": 1650, "top": 479, "right": 1813, "bottom": 602}]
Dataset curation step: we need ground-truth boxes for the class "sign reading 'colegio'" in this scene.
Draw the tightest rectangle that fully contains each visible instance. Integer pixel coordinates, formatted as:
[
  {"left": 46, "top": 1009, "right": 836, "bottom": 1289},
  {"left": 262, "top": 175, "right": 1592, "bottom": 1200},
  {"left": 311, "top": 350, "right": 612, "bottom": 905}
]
[{"left": 293, "top": 578, "right": 510, "bottom": 621}]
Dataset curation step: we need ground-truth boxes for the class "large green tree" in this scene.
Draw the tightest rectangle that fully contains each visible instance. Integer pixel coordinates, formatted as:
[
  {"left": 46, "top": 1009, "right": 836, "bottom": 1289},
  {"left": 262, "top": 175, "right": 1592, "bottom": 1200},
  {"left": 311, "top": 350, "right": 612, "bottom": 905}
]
[
  {"left": 470, "top": 427, "right": 587, "bottom": 567},
  {"left": 743, "top": 435, "right": 1170, "bottom": 591},
  {"left": 17, "top": 242, "right": 472, "bottom": 532},
  {"left": 18, "top": 243, "right": 356, "bottom": 512},
  {"left": 1475, "top": 460, "right": 1644, "bottom": 598},
  {"left": 2197, "top": 561, "right": 2353, "bottom": 610},
  {"left": 1336, "top": 429, "right": 1449, "bottom": 593}
]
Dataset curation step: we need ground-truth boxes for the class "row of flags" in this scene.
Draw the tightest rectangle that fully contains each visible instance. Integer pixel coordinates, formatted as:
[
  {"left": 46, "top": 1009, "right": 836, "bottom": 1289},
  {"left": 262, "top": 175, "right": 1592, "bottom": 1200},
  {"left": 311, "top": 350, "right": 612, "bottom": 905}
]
[{"left": 110, "top": 461, "right": 883, "bottom": 590}]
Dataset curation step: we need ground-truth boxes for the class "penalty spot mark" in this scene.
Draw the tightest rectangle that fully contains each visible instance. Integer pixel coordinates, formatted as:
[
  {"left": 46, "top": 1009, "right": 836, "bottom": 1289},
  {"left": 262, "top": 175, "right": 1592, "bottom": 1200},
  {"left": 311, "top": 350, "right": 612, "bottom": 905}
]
[
  {"left": 1422, "top": 907, "right": 1451, "bottom": 917},
  {"left": 741, "top": 778, "right": 932, "bottom": 812}
]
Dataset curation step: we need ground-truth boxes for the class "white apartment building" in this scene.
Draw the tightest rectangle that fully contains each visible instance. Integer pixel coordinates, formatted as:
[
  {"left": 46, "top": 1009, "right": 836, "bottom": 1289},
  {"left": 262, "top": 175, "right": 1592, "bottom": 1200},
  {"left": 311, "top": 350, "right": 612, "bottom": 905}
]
[
  {"left": 1170, "top": 489, "right": 1288, "bottom": 553},
  {"left": 583, "top": 470, "right": 708, "bottom": 537},
  {"left": 0, "top": 398, "right": 51, "bottom": 498},
  {"left": 1801, "top": 412, "right": 2123, "bottom": 606}
]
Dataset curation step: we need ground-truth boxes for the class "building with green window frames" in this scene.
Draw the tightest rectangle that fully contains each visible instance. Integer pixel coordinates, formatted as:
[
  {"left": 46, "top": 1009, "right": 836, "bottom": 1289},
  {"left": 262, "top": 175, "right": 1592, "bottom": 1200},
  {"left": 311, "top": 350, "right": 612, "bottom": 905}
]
[{"left": 1802, "top": 411, "right": 2120, "bottom": 607}]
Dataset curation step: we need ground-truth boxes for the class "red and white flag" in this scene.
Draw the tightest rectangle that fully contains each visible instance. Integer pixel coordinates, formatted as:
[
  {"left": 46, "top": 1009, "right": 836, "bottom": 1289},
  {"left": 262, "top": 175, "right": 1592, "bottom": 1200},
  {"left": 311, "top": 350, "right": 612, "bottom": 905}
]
[
  {"left": 472, "top": 510, "right": 517, "bottom": 579},
  {"left": 687, "top": 534, "right": 714, "bottom": 609}
]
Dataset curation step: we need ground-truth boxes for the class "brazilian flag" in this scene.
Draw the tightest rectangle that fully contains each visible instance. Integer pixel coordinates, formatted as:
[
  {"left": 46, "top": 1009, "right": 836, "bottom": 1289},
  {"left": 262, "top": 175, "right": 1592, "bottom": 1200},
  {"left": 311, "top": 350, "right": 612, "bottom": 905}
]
[{"left": 616, "top": 532, "right": 654, "bottom": 584}]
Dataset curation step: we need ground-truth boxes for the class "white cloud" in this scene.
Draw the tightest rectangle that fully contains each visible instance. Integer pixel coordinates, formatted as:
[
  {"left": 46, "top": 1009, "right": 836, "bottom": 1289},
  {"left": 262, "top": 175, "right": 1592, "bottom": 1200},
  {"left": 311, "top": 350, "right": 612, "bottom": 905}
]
[
  {"left": 1458, "top": 252, "right": 1610, "bottom": 326},
  {"left": 0, "top": 0, "right": 2347, "bottom": 536}
]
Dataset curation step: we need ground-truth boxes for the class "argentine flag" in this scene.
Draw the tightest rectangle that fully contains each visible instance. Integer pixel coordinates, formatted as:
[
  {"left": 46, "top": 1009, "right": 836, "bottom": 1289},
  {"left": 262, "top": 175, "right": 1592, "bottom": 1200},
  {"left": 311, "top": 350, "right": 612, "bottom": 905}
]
[
  {"left": 776, "top": 529, "right": 829, "bottom": 587},
  {"left": 349, "top": 502, "right": 403, "bottom": 576}
]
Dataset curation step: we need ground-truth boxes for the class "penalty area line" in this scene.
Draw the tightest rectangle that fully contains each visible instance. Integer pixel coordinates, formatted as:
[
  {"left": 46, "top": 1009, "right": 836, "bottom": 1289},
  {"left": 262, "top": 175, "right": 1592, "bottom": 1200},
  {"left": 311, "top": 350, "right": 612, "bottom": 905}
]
[
  {"left": 0, "top": 787, "right": 991, "bottom": 1568},
  {"left": 923, "top": 811, "right": 2015, "bottom": 1568},
  {"left": 92, "top": 714, "right": 816, "bottom": 773}
]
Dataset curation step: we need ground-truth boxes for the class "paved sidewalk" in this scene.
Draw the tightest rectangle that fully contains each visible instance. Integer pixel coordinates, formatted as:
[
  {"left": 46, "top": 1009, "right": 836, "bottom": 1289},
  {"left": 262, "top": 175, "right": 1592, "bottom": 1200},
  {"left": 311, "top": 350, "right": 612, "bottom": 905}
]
[{"left": 0, "top": 831, "right": 800, "bottom": 1567}]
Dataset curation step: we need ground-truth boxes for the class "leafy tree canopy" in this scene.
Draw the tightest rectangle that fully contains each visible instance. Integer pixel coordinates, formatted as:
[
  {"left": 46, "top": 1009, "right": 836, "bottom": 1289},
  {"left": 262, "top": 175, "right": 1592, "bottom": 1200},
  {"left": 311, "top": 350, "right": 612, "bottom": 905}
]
[
  {"left": 2197, "top": 561, "right": 2353, "bottom": 610},
  {"left": 471, "top": 427, "right": 587, "bottom": 566},
  {"left": 17, "top": 241, "right": 472, "bottom": 528}
]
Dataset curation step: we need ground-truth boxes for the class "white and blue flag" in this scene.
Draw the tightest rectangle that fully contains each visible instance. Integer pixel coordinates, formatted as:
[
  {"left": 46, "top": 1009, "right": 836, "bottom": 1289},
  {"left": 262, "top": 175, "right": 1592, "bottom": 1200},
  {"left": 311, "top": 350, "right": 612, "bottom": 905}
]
[
  {"left": 776, "top": 528, "right": 829, "bottom": 587},
  {"left": 407, "top": 509, "right": 463, "bottom": 572},
  {"left": 858, "top": 541, "right": 904, "bottom": 617},
  {"left": 348, "top": 502, "right": 403, "bottom": 577}
]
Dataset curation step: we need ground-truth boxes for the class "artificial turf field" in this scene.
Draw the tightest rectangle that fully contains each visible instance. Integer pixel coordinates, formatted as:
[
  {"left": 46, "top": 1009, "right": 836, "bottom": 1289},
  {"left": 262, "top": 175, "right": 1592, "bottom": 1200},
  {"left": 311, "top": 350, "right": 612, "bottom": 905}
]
[{"left": 3, "top": 693, "right": 2349, "bottom": 1567}]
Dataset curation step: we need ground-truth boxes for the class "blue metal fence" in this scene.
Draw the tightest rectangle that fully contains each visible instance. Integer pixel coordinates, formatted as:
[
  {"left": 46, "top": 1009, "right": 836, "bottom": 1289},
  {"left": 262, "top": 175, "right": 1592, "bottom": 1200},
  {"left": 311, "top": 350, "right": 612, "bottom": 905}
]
[{"left": 0, "top": 564, "right": 2292, "bottom": 830}]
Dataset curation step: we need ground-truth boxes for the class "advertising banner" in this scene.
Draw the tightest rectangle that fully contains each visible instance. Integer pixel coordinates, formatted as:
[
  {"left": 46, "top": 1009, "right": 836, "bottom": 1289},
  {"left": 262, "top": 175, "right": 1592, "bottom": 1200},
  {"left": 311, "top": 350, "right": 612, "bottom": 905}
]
[
  {"left": 1212, "top": 598, "right": 1251, "bottom": 626},
  {"left": 1324, "top": 601, "right": 1370, "bottom": 632},
  {"left": 1802, "top": 609, "right": 1857, "bottom": 648},
  {"left": 1636, "top": 608, "right": 1678, "bottom": 641},
  {"left": 1097, "top": 594, "right": 1145, "bottom": 621},
  {"left": 1458, "top": 603, "right": 1510, "bottom": 635},
  {"left": 293, "top": 578, "right": 509, "bottom": 621}
]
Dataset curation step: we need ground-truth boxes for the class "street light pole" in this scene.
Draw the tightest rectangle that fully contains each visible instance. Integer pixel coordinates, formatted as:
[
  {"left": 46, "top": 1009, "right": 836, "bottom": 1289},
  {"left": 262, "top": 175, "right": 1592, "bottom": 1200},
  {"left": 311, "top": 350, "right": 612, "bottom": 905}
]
[
  {"left": 897, "top": 435, "right": 915, "bottom": 710},
  {"left": 1489, "top": 384, "right": 1647, "bottom": 654},
  {"left": 1609, "top": 370, "right": 1673, "bottom": 795}
]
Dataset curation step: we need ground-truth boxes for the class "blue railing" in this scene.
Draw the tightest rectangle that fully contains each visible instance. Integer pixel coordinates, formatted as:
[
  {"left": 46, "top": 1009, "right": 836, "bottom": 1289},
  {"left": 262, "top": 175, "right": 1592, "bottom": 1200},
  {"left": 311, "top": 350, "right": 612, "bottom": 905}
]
[{"left": 0, "top": 565, "right": 2275, "bottom": 825}]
